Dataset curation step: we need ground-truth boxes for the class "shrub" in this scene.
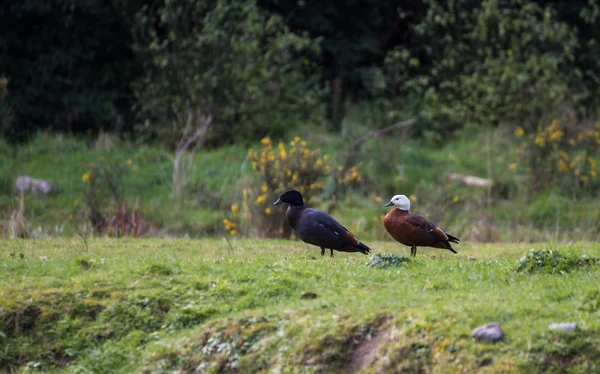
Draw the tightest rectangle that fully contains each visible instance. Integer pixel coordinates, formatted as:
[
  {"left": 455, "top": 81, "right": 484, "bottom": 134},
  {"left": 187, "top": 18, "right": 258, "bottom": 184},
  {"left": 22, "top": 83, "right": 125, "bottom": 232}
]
[
  {"left": 133, "top": 0, "right": 326, "bottom": 146},
  {"left": 81, "top": 158, "right": 147, "bottom": 237},
  {"left": 515, "top": 248, "right": 598, "bottom": 274},
  {"left": 511, "top": 117, "right": 600, "bottom": 194},
  {"left": 229, "top": 136, "right": 361, "bottom": 237}
]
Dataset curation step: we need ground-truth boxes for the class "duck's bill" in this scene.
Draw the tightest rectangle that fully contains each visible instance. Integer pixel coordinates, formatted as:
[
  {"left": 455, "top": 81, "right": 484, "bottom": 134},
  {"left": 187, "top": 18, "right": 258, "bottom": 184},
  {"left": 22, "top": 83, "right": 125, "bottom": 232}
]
[
  {"left": 273, "top": 198, "right": 283, "bottom": 205},
  {"left": 384, "top": 201, "right": 394, "bottom": 207}
]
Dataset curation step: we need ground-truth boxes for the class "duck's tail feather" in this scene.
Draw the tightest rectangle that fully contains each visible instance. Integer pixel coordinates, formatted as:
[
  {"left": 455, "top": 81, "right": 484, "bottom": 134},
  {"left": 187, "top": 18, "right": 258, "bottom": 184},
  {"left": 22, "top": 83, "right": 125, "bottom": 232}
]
[
  {"left": 447, "top": 234, "right": 460, "bottom": 244},
  {"left": 355, "top": 242, "right": 371, "bottom": 255},
  {"left": 443, "top": 241, "right": 458, "bottom": 254}
]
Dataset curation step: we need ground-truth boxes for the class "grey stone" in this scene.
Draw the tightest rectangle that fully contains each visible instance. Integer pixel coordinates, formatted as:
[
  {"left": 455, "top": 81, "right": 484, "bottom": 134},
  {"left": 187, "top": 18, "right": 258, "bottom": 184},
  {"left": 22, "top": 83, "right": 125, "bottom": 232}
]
[
  {"left": 472, "top": 322, "right": 503, "bottom": 342},
  {"left": 15, "top": 176, "right": 53, "bottom": 195},
  {"left": 548, "top": 323, "right": 577, "bottom": 333}
]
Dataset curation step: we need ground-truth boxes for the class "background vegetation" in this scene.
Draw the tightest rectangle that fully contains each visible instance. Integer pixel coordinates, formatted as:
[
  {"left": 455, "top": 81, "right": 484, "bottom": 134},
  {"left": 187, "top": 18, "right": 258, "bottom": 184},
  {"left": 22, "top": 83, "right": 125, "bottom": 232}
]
[
  {"left": 2, "top": 2, "right": 600, "bottom": 372},
  {"left": 1, "top": 0, "right": 600, "bottom": 240}
]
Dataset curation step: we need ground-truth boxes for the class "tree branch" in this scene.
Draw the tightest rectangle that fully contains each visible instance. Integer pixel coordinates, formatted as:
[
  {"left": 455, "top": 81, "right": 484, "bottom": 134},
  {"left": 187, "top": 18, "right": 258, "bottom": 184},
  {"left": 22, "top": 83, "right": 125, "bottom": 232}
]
[{"left": 334, "top": 118, "right": 415, "bottom": 161}]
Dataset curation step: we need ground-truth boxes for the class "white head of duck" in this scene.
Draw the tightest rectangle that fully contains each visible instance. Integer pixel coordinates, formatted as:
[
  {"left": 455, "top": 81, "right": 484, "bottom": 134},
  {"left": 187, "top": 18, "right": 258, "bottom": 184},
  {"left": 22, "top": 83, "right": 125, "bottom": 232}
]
[{"left": 384, "top": 195, "right": 411, "bottom": 211}]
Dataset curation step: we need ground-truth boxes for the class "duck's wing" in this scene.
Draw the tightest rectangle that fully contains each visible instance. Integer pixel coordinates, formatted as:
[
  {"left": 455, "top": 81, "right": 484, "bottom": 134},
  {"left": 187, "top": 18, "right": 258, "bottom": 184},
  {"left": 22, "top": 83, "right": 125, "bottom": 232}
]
[
  {"left": 404, "top": 213, "right": 449, "bottom": 244},
  {"left": 302, "top": 209, "right": 362, "bottom": 247}
]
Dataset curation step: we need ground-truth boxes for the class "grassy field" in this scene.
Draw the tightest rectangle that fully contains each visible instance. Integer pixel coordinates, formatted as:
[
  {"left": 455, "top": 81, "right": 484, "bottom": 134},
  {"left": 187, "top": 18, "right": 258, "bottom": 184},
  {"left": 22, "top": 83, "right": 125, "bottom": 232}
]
[
  {"left": 2, "top": 130, "right": 600, "bottom": 243},
  {"left": 1, "top": 238, "right": 599, "bottom": 373}
]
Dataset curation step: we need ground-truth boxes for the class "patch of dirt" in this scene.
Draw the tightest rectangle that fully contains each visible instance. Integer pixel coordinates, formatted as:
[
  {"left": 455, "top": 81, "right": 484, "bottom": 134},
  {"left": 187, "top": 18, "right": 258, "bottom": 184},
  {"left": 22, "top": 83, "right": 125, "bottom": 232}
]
[{"left": 345, "top": 328, "right": 391, "bottom": 373}]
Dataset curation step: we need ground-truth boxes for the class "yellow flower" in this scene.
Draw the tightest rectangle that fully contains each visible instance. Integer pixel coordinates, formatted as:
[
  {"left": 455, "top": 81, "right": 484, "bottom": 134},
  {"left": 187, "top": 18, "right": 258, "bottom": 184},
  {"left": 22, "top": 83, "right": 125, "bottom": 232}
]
[
  {"left": 293, "top": 136, "right": 301, "bottom": 142},
  {"left": 126, "top": 159, "right": 133, "bottom": 166},
  {"left": 453, "top": 195, "right": 460, "bottom": 202},
  {"left": 558, "top": 159, "right": 569, "bottom": 173},
  {"left": 261, "top": 137, "right": 271, "bottom": 145},
  {"left": 409, "top": 194, "right": 418, "bottom": 203},
  {"left": 514, "top": 127, "right": 525, "bottom": 138},
  {"left": 509, "top": 163, "right": 518, "bottom": 172},
  {"left": 230, "top": 230, "right": 236, "bottom": 236},
  {"left": 256, "top": 194, "right": 267, "bottom": 204},
  {"left": 81, "top": 171, "right": 91, "bottom": 183},
  {"left": 591, "top": 170, "right": 597, "bottom": 178},
  {"left": 534, "top": 133, "right": 546, "bottom": 147},
  {"left": 265, "top": 207, "right": 272, "bottom": 215},
  {"left": 373, "top": 195, "right": 382, "bottom": 203},
  {"left": 67, "top": 214, "right": 73, "bottom": 221},
  {"left": 231, "top": 204, "right": 239, "bottom": 215},
  {"left": 261, "top": 183, "right": 268, "bottom": 193},
  {"left": 549, "top": 130, "right": 563, "bottom": 142}
]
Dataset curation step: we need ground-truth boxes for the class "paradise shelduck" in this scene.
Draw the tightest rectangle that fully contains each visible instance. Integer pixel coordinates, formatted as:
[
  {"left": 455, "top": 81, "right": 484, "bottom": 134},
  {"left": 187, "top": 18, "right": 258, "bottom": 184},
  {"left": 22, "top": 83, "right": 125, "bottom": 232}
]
[
  {"left": 383, "top": 194, "right": 459, "bottom": 257},
  {"left": 273, "top": 189, "right": 371, "bottom": 257}
]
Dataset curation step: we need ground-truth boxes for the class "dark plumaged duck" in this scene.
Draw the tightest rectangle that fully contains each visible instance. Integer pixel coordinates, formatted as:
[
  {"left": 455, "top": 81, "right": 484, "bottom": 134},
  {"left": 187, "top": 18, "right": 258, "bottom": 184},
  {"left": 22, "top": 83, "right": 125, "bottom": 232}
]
[
  {"left": 383, "top": 194, "right": 459, "bottom": 257},
  {"left": 273, "top": 189, "right": 371, "bottom": 257}
]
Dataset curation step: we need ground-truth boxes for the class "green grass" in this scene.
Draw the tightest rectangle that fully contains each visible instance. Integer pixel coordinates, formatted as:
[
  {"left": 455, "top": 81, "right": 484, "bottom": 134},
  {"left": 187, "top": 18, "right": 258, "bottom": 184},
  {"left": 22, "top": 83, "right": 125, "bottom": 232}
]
[
  {"left": 1, "top": 239, "right": 599, "bottom": 373},
  {"left": 2, "top": 128, "right": 600, "bottom": 241}
]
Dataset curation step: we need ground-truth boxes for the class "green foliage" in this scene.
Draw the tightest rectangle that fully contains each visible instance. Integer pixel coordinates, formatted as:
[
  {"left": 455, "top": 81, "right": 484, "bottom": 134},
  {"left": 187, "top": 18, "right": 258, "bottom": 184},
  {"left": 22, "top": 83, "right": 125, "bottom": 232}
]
[
  {"left": 516, "top": 248, "right": 598, "bottom": 274},
  {"left": 511, "top": 116, "right": 600, "bottom": 194},
  {"left": 133, "top": 0, "right": 326, "bottom": 145},
  {"left": 0, "top": 1, "right": 141, "bottom": 141},
  {"left": 0, "top": 77, "right": 12, "bottom": 136},
  {"left": 367, "top": 253, "right": 411, "bottom": 269},
  {"left": 384, "top": 0, "right": 584, "bottom": 136},
  {"left": 230, "top": 136, "right": 362, "bottom": 237}
]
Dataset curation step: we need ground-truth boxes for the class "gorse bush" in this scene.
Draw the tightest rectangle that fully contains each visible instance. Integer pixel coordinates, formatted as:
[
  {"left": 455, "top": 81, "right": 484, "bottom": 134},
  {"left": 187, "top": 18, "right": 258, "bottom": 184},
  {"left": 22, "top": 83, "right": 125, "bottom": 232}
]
[
  {"left": 228, "top": 136, "right": 362, "bottom": 237},
  {"left": 512, "top": 117, "right": 600, "bottom": 193},
  {"left": 515, "top": 248, "right": 598, "bottom": 274}
]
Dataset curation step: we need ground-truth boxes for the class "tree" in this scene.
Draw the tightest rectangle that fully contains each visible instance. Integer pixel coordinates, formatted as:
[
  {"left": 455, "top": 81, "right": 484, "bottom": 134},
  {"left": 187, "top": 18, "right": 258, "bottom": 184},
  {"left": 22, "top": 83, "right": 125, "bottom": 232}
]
[
  {"left": 132, "top": 0, "right": 326, "bottom": 146},
  {"left": 383, "top": 0, "right": 582, "bottom": 137},
  {"left": 0, "top": 0, "right": 142, "bottom": 141}
]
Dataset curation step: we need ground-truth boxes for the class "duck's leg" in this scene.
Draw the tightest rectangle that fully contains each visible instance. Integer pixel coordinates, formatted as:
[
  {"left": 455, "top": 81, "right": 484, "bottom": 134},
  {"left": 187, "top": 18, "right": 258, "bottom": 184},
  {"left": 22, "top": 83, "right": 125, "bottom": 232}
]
[
  {"left": 411, "top": 246, "right": 417, "bottom": 257},
  {"left": 330, "top": 248, "right": 334, "bottom": 257},
  {"left": 320, "top": 247, "right": 325, "bottom": 256}
]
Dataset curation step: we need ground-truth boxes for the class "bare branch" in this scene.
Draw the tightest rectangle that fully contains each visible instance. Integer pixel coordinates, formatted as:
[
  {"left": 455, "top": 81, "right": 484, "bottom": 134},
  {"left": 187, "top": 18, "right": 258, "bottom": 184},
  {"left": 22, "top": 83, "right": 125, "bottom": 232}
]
[{"left": 333, "top": 118, "right": 415, "bottom": 161}]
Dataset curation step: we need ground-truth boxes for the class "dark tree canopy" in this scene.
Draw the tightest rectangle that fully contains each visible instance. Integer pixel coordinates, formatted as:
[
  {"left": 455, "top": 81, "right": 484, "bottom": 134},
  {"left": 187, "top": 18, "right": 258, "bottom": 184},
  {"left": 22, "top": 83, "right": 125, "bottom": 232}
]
[{"left": 1, "top": 0, "right": 599, "bottom": 143}]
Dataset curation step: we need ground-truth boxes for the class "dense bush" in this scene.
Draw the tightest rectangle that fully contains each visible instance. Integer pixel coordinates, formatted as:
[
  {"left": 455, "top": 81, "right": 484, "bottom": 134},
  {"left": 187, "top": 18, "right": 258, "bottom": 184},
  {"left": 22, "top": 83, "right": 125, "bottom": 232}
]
[
  {"left": 0, "top": 0, "right": 141, "bottom": 141},
  {"left": 227, "top": 136, "right": 362, "bottom": 238},
  {"left": 133, "top": 0, "right": 326, "bottom": 146},
  {"left": 383, "top": 0, "right": 586, "bottom": 137},
  {"left": 2, "top": 0, "right": 600, "bottom": 143},
  {"left": 512, "top": 116, "right": 600, "bottom": 193}
]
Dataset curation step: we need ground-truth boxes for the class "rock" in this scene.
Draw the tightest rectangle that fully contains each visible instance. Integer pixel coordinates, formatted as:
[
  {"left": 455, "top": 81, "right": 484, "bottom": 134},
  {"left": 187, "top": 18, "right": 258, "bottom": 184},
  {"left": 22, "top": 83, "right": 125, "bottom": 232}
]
[
  {"left": 548, "top": 323, "right": 577, "bottom": 333},
  {"left": 472, "top": 322, "right": 503, "bottom": 342},
  {"left": 15, "top": 176, "right": 53, "bottom": 195}
]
